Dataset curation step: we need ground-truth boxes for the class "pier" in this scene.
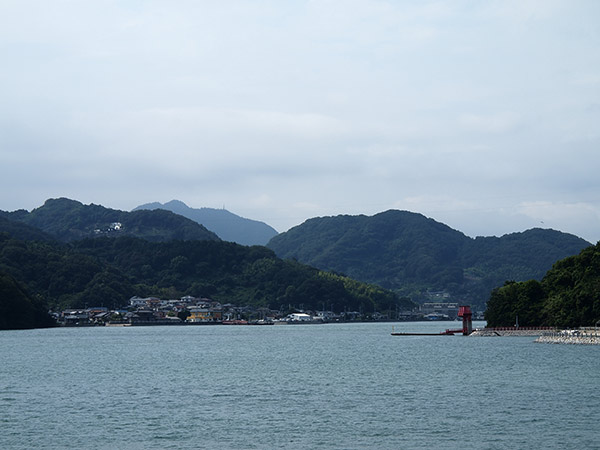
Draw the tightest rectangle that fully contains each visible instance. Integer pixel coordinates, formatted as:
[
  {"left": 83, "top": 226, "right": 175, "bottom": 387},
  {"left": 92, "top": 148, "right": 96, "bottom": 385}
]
[{"left": 391, "top": 305, "right": 473, "bottom": 336}]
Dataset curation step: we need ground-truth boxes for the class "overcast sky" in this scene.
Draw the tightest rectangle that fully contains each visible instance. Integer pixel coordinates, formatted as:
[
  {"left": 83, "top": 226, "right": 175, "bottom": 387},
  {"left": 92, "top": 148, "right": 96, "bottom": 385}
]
[{"left": 1, "top": 1, "right": 599, "bottom": 243}]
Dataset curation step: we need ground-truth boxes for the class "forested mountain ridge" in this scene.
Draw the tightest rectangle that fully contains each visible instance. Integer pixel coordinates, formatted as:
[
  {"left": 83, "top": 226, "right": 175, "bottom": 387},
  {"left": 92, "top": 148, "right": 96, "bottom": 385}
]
[
  {"left": 485, "top": 242, "right": 600, "bottom": 327},
  {"left": 267, "top": 210, "right": 591, "bottom": 308},
  {"left": 134, "top": 200, "right": 278, "bottom": 246},
  {"left": 0, "top": 198, "right": 220, "bottom": 243},
  {"left": 1, "top": 199, "right": 592, "bottom": 329}
]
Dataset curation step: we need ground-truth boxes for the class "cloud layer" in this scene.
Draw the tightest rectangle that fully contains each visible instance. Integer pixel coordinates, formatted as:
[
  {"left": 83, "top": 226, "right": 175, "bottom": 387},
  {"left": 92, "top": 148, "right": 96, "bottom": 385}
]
[{"left": 1, "top": 0, "right": 599, "bottom": 242}]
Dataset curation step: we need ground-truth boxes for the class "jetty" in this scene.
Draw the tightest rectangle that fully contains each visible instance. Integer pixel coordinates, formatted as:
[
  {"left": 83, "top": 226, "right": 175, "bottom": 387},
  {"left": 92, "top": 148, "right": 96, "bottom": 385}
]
[
  {"left": 391, "top": 329, "right": 459, "bottom": 336},
  {"left": 391, "top": 305, "right": 473, "bottom": 336}
]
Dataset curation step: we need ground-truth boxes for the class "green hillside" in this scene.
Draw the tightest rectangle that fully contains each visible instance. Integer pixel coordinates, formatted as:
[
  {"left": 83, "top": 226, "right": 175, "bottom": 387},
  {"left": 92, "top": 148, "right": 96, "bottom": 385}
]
[
  {"left": 0, "top": 220, "right": 414, "bottom": 329},
  {"left": 267, "top": 210, "right": 591, "bottom": 308},
  {"left": 485, "top": 242, "right": 600, "bottom": 327},
  {"left": 73, "top": 237, "right": 412, "bottom": 313}
]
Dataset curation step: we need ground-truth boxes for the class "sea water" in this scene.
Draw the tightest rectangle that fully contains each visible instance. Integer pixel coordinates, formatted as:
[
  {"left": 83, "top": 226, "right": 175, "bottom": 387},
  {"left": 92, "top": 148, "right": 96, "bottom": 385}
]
[{"left": 1, "top": 321, "right": 599, "bottom": 449}]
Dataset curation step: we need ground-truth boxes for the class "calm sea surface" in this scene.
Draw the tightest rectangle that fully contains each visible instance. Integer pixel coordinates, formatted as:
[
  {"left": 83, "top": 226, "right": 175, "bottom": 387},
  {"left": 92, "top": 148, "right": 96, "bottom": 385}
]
[{"left": 1, "top": 321, "right": 599, "bottom": 449}]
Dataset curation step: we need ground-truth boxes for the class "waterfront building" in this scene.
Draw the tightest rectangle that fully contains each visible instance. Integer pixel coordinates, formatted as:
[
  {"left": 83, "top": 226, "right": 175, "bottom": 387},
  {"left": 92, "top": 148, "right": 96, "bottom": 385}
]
[
  {"left": 420, "top": 302, "right": 459, "bottom": 319},
  {"left": 187, "top": 306, "right": 223, "bottom": 323}
]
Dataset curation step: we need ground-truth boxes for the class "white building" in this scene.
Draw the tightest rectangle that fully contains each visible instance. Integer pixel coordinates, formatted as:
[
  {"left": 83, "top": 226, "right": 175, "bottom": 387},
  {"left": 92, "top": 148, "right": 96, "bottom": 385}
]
[{"left": 287, "top": 313, "right": 313, "bottom": 322}]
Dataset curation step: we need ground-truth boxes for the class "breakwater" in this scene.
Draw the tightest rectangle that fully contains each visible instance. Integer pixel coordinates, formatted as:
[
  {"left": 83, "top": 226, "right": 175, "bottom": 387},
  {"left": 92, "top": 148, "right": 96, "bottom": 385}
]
[
  {"left": 535, "top": 330, "right": 600, "bottom": 345},
  {"left": 470, "top": 326, "right": 600, "bottom": 344},
  {"left": 470, "top": 327, "right": 555, "bottom": 337}
]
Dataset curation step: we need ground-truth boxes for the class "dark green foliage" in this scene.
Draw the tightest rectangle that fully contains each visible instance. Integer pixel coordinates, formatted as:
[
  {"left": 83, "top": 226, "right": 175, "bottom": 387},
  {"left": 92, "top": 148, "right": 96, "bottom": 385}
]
[
  {"left": 267, "top": 211, "right": 590, "bottom": 307},
  {"left": 0, "top": 232, "right": 134, "bottom": 313},
  {"left": 125, "top": 209, "right": 220, "bottom": 242},
  {"left": 4, "top": 198, "right": 219, "bottom": 242},
  {"left": 268, "top": 211, "right": 465, "bottom": 288},
  {"left": 0, "top": 216, "right": 56, "bottom": 242},
  {"left": 485, "top": 280, "right": 546, "bottom": 327},
  {"left": 485, "top": 243, "right": 600, "bottom": 327},
  {"left": 540, "top": 244, "right": 600, "bottom": 327},
  {"left": 72, "top": 237, "right": 414, "bottom": 313},
  {"left": 0, "top": 218, "right": 413, "bottom": 328},
  {"left": 0, "top": 271, "right": 55, "bottom": 330}
]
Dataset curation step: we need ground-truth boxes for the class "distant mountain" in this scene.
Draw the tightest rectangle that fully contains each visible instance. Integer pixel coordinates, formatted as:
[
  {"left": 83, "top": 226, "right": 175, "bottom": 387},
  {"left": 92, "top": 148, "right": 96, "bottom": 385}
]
[
  {"left": 133, "top": 200, "right": 278, "bottom": 246},
  {"left": 1, "top": 198, "right": 220, "bottom": 243},
  {"left": 266, "top": 210, "right": 591, "bottom": 308}
]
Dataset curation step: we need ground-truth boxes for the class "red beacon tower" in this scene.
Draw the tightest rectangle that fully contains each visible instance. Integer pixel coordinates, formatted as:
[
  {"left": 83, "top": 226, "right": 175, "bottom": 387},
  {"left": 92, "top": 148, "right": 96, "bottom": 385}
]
[{"left": 458, "top": 305, "right": 473, "bottom": 335}]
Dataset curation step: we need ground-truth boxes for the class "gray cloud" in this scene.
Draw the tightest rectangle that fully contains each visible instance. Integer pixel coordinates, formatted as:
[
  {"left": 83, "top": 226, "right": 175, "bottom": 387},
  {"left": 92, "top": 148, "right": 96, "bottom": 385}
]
[{"left": 1, "top": 0, "right": 599, "bottom": 243}]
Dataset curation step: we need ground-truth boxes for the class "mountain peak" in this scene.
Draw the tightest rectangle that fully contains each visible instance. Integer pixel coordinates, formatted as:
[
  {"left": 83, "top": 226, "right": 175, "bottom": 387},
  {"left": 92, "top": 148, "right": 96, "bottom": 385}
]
[
  {"left": 163, "top": 199, "right": 189, "bottom": 209},
  {"left": 134, "top": 201, "right": 278, "bottom": 246}
]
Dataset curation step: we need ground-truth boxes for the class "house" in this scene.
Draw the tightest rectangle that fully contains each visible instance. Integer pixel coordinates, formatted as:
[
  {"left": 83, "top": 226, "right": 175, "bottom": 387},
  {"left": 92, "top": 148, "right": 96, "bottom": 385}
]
[
  {"left": 186, "top": 307, "right": 222, "bottom": 323},
  {"left": 129, "top": 309, "right": 158, "bottom": 324},
  {"left": 420, "top": 302, "right": 459, "bottom": 319},
  {"left": 180, "top": 295, "right": 197, "bottom": 305},
  {"left": 287, "top": 313, "right": 313, "bottom": 322},
  {"left": 61, "top": 309, "right": 90, "bottom": 326}
]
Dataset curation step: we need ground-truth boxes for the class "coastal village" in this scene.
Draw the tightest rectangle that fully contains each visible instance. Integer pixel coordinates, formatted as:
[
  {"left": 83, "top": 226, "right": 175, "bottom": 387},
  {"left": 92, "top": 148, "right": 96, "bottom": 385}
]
[
  {"left": 57, "top": 295, "right": 388, "bottom": 326},
  {"left": 54, "top": 297, "right": 600, "bottom": 345},
  {"left": 55, "top": 296, "right": 482, "bottom": 327}
]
